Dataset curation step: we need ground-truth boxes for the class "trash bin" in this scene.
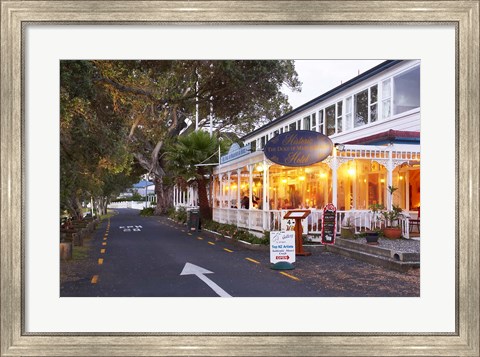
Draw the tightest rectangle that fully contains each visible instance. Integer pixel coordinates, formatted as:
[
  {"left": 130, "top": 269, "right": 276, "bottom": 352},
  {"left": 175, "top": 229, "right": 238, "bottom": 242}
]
[{"left": 187, "top": 208, "right": 200, "bottom": 232}]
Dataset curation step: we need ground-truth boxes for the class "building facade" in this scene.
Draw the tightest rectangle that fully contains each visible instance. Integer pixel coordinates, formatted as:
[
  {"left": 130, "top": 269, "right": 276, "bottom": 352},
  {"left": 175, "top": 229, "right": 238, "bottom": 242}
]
[{"left": 176, "top": 60, "right": 421, "bottom": 238}]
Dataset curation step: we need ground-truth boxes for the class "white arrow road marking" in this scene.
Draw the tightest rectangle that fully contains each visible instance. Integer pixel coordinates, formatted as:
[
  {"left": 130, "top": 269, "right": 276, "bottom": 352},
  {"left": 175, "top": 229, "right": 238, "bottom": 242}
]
[
  {"left": 133, "top": 228, "right": 141, "bottom": 232},
  {"left": 135, "top": 225, "right": 143, "bottom": 229},
  {"left": 123, "top": 229, "right": 131, "bottom": 232},
  {"left": 180, "top": 263, "right": 232, "bottom": 297},
  {"left": 119, "top": 226, "right": 125, "bottom": 229}
]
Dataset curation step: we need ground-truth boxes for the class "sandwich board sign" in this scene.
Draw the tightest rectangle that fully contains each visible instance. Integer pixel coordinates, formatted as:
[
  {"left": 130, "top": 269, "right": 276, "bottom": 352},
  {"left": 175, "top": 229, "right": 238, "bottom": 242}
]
[
  {"left": 321, "top": 203, "right": 337, "bottom": 245},
  {"left": 270, "top": 231, "right": 296, "bottom": 264}
]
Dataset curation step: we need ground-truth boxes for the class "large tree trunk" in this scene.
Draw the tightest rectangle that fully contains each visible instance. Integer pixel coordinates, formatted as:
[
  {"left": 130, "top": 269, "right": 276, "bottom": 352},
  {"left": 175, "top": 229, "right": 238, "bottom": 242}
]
[
  {"left": 153, "top": 176, "right": 173, "bottom": 215},
  {"left": 67, "top": 195, "right": 83, "bottom": 220},
  {"left": 197, "top": 177, "right": 212, "bottom": 220}
]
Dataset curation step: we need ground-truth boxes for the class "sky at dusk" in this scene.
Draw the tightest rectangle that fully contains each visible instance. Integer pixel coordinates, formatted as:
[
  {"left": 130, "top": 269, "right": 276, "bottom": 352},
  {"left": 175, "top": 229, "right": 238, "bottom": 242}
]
[{"left": 284, "top": 60, "right": 385, "bottom": 109}]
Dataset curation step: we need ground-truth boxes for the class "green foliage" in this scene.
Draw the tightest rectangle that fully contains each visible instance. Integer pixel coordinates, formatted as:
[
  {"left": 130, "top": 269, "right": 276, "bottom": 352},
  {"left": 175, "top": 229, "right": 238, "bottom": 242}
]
[
  {"left": 60, "top": 60, "right": 301, "bottom": 218},
  {"left": 202, "top": 220, "right": 269, "bottom": 245},
  {"left": 167, "top": 207, "right": 188, "bottom": 224},
  {"left": 139, "top": 207, "right": 155, "bottom": 216}
]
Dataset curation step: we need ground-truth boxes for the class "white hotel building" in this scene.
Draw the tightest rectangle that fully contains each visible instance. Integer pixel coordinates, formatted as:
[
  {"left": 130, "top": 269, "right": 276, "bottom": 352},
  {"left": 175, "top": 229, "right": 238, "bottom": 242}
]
[{"left": 174, "top": 60, "right": 421, "bottom": 238}]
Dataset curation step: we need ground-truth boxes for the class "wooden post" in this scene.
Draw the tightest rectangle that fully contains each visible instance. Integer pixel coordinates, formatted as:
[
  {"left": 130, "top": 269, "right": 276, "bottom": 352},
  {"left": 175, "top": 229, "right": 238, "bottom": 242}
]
[{"left": 284, "top": 210, "right": 311, "bottom": 256}]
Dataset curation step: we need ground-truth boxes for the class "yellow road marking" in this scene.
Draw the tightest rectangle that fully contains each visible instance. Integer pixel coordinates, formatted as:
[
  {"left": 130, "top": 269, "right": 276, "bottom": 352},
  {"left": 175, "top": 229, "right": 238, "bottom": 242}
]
[
  {"left": 279, "top": 272, "right": 300, "bottom": 281},
  {"left": 208, "top": 241, "right": 215, "bottom": 246},
  {"left": 103, "top": 237, "right": 107, "bottom": 241},
  {"left": 197, "top": 237, "right": 204, "bottom": 240},
  {"left": 104, "top": 233, "right": 108, "bottom": 236},
  {"left": 223, "top": 248, "right": 234, "bottom": 253},
  {"left": 98, "top": 258, "right": 104, "bottom": 265},
  {"left": 245, "top": 258, "right": 260, "bottom": 264},
  {"left": 102, "top": 242, "right": 107, "bottom": 246},
  {"left": 91, "top": 275, "right": 99, "bottom": 284},
  {"left": 100, "top": 249, "right": 106, "bottom": 254}
]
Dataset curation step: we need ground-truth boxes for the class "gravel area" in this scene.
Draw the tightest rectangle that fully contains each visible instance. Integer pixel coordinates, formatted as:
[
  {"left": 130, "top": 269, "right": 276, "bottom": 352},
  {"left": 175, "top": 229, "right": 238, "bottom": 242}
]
[{"left": 354, "top": 237, "right": 420, "bottom": 253}]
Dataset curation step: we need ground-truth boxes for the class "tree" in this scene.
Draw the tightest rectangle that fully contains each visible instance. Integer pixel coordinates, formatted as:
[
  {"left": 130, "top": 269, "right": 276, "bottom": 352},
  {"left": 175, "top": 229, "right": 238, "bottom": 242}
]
[
  {"left": 166, "top": 131, "right": 230, "bottom": 220},
  {"left": 90, "top": 60, "right": 301, "bottom": 214},
  {"left": 60, "top": 61, "right": 140, "bottom": 219}
]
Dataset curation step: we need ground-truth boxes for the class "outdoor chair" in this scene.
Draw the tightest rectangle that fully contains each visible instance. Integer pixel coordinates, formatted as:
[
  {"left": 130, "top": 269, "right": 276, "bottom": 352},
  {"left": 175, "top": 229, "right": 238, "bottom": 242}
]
[{"left": 409, "top": 207, "right": 420, "bottom": 232}]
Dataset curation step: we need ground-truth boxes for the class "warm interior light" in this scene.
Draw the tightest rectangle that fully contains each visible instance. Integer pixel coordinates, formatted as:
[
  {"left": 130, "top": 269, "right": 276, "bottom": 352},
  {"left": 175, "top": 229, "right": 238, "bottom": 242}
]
[
  {"left": 347, "top": 168, "right": 355, "bottom": 176},
  {"left": 256, "top": 164, "right": 264, "bottom": 172},
  {"left": 319, "top": 173, "right": 327, "bottom": 179},
  {"left": 399, "top": 176, "right": 404, "bottom": 180},
  {"left": 299, "top": 176, "right": 305, "bottom": 181},
  {"left": 281, "top": 178, "right": 287, "bottom": 183},
  {"left": 380, "top": 178, "right": 385, "bottom": 183}
]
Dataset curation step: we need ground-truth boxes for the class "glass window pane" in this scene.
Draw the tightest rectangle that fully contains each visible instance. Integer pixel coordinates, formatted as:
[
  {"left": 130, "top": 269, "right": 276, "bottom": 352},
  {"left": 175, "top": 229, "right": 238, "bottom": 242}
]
[
  {"left": 289, "top": 122, "right": 296, "bottom": 131},
  {"left": 354, "top": 89, "right": 368, "bottom": 127},
  {"left": 345, "top": 113, "right": 352, "bottom": 130},
  {"left": 382, "top": 100, "right": 391, "bottom": 118},
  {"left": 303, "top": 116, "right": 310, "bottom": 130},
  {"left": 337, "top": 116, "right": 343, "bottom": 133},
  {"left": 326, "top": 105, "right": 336, "bottom": 136},
  {"left": 370, "top": 104, "right": 377, "bottom": 122},
  {"left": 337, "top": 101, "right": 343, "bottom": 116},
  {"left": 393, "top": 66, "right": 420, "bottom": 115},
  {"left": 345, "top": 97, "right": 352, "bottom": 114},
  {"left": 382, "top": 79, "right": 391, "bottom": 98},
  {"left": 311, "top": 113, "right": 316, "bottom": 129},
  {"left": 370, "top": 85, "right": 378, "bottom": 104}
]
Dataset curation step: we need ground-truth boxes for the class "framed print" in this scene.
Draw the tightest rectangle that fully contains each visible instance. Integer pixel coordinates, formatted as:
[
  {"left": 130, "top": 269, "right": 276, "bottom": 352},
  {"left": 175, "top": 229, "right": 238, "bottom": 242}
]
[{"left": 1, "top": 1, "right": 479, "bottom": 356}]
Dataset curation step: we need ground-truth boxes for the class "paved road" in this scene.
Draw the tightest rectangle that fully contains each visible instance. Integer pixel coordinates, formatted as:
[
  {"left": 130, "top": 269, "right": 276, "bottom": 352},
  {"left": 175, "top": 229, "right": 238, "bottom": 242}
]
[{"left": 61, "top": 209, "right": 419, "bottom": 297}]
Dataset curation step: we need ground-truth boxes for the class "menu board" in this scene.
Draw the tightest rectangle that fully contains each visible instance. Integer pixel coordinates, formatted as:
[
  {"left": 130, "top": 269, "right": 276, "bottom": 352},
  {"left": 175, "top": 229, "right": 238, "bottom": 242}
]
[{"left": 321, "top": 203, "right": 337, "bottom": 245}]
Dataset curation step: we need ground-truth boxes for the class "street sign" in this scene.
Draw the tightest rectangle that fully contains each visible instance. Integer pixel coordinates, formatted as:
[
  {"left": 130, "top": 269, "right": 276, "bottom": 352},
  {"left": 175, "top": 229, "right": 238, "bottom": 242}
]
[
  {"left": 270, "top": 231, "right": 296, "bottom": 264},
  {"left": 321, "top": 203, "right": 337, "bottom": 245}
]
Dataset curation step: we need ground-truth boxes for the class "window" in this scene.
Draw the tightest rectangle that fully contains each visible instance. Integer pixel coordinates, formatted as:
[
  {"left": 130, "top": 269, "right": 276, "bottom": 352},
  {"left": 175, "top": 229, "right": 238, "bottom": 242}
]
[
  {"left": 325, "top": 104, "right": 336, "bottom": 136},
  {"left": 370, "top": 85, "right": 378, "bottom": 122},
  {"left": 303, "top": 116, "right": 310, "bottom": 130},
  {"left": 354, "top": 85, "right": 378, "bottom": 128},
  {"left": 345, "top": 96, "right": 353, "bottom": 130},
  {"left": 393, "top": 66, "right": 420, "bottom": 115},
  {"left": 336, "top": 101, "right": 343, "bottom": 133},
  {"left": 318, "top": 109, "right": 324, "bottom": 134},
  {"left": 311, "top": 113, "right": 316, "bottom": 131},
  {"left": 289, "top": 122, "right": 296, "bottom": 132},
  {"left": 382, "top": 79, "right": 392, "bottom": 118},
  {"left": 260, "top": 136, "right": 266, "bottom": 149},
  {"left": 297, "top": 120, "right": 301, "bottom": 130},
  {"left": 274, "top": 130, "right": 279, "bottom": 137},
  {"left": 354, "top": 89, "right": 368, "bottom": 127}
]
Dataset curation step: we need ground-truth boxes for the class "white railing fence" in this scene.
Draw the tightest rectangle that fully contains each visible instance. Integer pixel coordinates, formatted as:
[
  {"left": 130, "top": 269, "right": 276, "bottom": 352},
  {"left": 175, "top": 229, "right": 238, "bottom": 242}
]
[
  {"left": 109, "top": 201, "right": 153, "bottom": 210},
  {"left": 212, "top": 208, "right": 414, "bottom": 239}
]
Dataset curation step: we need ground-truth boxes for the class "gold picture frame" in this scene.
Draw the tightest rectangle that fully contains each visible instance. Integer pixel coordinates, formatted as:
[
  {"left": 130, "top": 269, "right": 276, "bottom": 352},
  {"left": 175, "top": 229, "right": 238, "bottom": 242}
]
[{"left": 1, "top": 1, "right": 478, "bottom": 356}]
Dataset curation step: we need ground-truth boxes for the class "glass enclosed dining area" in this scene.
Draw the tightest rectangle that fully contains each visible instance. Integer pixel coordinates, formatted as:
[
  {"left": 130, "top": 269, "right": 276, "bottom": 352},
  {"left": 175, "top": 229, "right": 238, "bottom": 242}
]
[{"left": 209, "top": 144, "right": 420, "bottom": 238}]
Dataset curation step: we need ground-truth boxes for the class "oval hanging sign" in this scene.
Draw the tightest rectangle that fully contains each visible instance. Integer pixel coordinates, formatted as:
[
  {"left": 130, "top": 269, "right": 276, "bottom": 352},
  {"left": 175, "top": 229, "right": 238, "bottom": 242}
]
[{"left": 264, "top": 130, "right": 333, "bottom": 167}]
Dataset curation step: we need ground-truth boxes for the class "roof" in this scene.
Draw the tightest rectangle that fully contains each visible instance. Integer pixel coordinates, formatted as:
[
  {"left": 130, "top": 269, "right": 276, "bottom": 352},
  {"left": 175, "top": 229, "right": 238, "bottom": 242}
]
[
  {"left": 133, "top": 180, "right": 154, "bottom": 189},
  {"left": 242, "top": 60, "right": 403, "bottom": 141},
  {"left": 344, "top": 130, "right": 420, "bottom": 145}
]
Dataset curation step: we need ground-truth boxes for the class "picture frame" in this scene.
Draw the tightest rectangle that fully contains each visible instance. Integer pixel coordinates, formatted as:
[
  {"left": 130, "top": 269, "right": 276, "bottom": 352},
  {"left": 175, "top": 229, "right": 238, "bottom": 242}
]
[{"left": 1, "top": 1, "right": 478, "bottom": 356}]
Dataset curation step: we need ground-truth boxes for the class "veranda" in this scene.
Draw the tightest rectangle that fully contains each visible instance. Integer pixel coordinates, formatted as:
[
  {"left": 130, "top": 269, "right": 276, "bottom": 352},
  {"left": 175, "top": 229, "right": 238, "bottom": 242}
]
[{"left": 175, "top": 144, "right": 421, "bottom": 239}]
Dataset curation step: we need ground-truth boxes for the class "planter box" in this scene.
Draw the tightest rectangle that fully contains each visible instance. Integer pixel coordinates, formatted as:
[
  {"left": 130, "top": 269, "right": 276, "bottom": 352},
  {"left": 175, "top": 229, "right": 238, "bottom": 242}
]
[{"left": 383, "top": 227, "right": 402, "bottom": 239}]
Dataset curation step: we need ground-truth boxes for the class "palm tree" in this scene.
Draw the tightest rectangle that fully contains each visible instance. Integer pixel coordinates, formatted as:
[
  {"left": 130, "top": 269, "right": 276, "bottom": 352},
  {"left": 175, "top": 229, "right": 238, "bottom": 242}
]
[{"left": 167, "top": 130, "right": 229, "bottom": 220}]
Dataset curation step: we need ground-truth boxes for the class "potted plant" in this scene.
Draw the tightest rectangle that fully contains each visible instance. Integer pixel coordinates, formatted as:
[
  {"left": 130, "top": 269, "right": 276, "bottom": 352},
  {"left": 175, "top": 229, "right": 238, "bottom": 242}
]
[
  {"left": 364, "top": 228, "right": 381, "bottom": 245},
  {"left": 381, "top": 185, "right": 403, "bottom": 239}
]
